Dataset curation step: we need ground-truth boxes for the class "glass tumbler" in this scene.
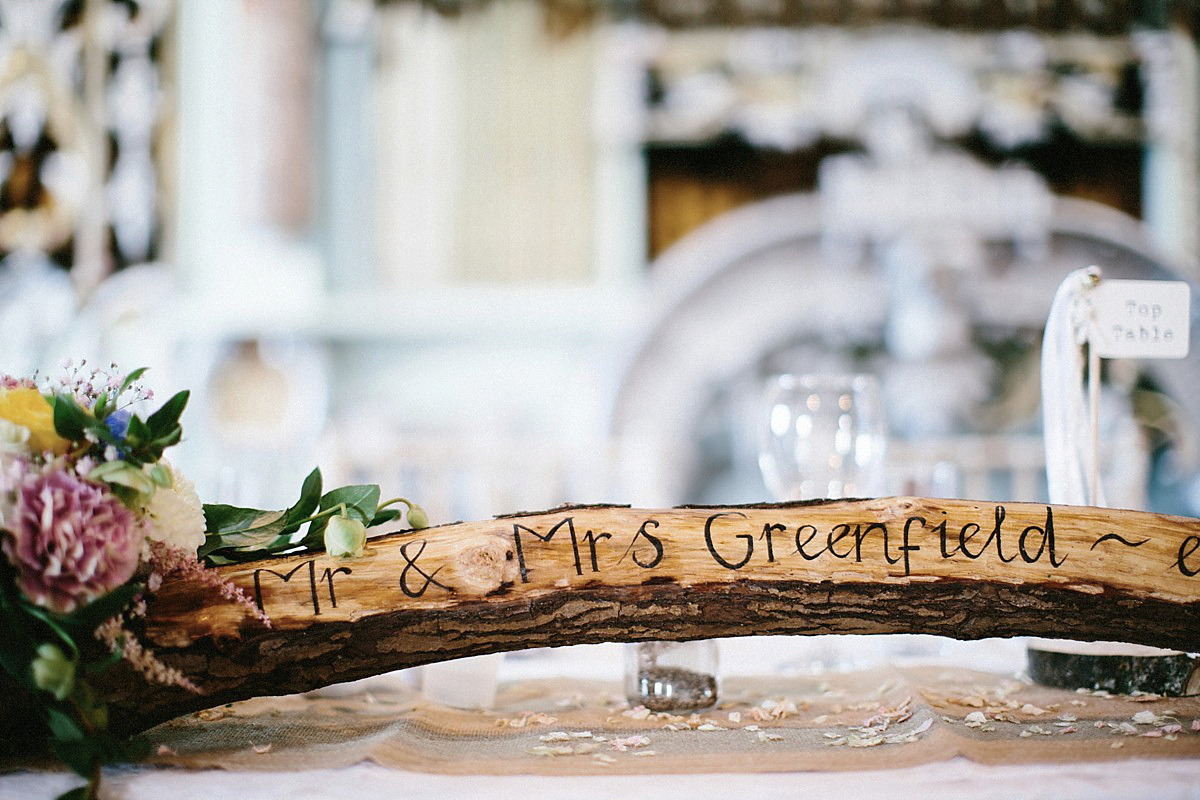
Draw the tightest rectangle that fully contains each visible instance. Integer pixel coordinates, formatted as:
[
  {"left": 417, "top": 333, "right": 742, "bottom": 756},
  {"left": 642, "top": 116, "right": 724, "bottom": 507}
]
[
  {"left": 758, "top": 373, "right": 887, "bottom": 501},
  {"left": 756, "top": 373, "right": 888, "bottom": 671}
]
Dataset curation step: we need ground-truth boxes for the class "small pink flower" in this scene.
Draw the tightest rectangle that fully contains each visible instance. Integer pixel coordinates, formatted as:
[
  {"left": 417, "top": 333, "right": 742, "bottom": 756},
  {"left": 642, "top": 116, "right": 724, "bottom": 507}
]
[
  {"left": 2, "top": 469, "right": 144, "bottom": 613},
  {"left": 0, "top": 375, "right": 36, "bottom": 390}
]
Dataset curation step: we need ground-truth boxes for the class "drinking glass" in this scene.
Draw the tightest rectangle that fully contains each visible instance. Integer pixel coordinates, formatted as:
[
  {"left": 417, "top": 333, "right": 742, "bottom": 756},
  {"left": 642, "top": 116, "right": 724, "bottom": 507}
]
[
  {"left": 758, "top": 373, "right": 887, "bottom": 501},
  {"left": 758, "top": 373, "right": 888, "bottom": 672}
]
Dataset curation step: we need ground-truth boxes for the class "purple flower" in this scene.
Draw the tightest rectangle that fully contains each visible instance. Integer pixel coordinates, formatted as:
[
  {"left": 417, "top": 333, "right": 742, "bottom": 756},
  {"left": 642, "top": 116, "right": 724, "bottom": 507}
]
[{"left": 1, "top": 470, "right": 143, "bottom": 613}]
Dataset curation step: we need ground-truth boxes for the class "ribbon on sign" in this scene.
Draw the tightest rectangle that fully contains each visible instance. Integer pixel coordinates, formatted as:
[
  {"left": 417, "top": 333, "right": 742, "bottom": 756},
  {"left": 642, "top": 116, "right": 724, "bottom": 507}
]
[{"left": 1041, "top": 266, "right": 1105, "bottom": 507}]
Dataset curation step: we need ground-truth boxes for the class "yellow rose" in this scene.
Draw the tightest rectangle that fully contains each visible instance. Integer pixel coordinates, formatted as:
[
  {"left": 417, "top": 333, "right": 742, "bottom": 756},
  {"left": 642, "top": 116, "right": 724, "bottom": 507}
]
[{"left": 0, "top": 388, "right": 71, "bottom": 455}]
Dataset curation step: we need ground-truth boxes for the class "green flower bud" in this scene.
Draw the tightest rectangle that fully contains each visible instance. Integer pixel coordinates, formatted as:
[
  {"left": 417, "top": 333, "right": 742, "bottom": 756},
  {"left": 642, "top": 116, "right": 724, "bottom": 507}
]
[
  {"left": 82, "top": 699, "right": 108, "bottom": 730},
  {"left": 31, "top": 643, "right": 75, "bottom": 701},
  {"left": 324, "top": 515, "right": 367, "bottom": 558},
  {"left": 405, "top": 503, "right": 429, "bottom": 530}
]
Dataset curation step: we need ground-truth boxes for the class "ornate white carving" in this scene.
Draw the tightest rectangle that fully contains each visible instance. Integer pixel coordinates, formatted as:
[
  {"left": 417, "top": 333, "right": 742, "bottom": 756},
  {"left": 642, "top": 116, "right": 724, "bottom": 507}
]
[{"left": 622, "top": 26, "right": 1148, "bottom": 152}]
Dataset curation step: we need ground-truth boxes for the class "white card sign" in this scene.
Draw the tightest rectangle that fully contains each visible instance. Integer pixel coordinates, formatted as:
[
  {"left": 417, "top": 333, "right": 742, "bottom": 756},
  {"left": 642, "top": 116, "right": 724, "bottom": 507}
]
[{"left": 1091, "top": 280, "right": 1191, "bottom": 359}]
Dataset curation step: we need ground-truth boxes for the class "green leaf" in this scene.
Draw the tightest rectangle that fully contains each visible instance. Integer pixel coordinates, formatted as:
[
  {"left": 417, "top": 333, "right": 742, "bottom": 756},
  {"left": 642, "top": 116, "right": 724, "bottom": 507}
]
[
  {"left": 0, "top": 638, "right": 35, "bottom": 689},
  {"left": 52, "top": 393, "right": 115, "bottom": 449},
  {"left": 91, "top": 390, "right": 111, "bottom": 420},
  {"left": 17, "top": 601, "right": 80, "bottom": 660},
  {"left": 46, "top": 707, "right": 84, "bottom": 742},
  {"left": 88, "top": 461, "right": 155, "bottom": 497},
  {"left": 199, "top": 511, "right": 289, "bottom": 556},
  {"left": 146, "top": 390, "right": 189, "bottom": 438},
  {"left": 117, "top": 367, "right": 149, "bottom": 397},
  {"left": 125, "top": 413, "right": 150, "bottom": 446},
  {"left": 0, "top": 631, "right": 39, "bottom": 690},
  {"left": 203, "top": 504, "right": 276, "bottom": 535},
  {"left": 105, "top": 483, "right": 140, "bottom": 508},
  {"left": 50, "top": 736, "right": 97, "bottom": 777},
  {"left": 0, "top": 570, "right": 42, "bottom": 685},
  {"left": 149, "top": 464, "right": 172, "bottom": 488},
  {"left": 55, "top": 785, "right": 90, "bottom": 800},
  {"left": 51, "top": 394, "right": 92, "bottom": 442},
  {"left": 368, "top": 507, "right": 402, "bottom": 527},
  {"left": 280, "top": 467, "right": 322, "bottom": 536},
  {"left": 147, "top": 425, "right": 182, "bottom": 453},
  {"left": 197, "top": 549, "right": 240, "bottom": 565},
  {"left": 326, "top": 484, "right": 380, "bottom": 525},
  {"left": 218, "top": 522, "right": 292, "bottom": 553}
]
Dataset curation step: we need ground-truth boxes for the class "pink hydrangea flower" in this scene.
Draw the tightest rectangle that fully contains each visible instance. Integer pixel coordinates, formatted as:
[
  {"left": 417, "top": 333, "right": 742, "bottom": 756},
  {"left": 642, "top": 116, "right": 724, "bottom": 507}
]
[{"left": 2, "top": 469, "right": 144, "bottom": 613}]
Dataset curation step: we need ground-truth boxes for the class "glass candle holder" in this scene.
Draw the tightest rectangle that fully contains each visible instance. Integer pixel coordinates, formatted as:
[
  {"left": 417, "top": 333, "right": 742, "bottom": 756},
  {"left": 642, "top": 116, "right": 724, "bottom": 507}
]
[{"left": 625, "top": 640, "right": 719, "bottom": 712}]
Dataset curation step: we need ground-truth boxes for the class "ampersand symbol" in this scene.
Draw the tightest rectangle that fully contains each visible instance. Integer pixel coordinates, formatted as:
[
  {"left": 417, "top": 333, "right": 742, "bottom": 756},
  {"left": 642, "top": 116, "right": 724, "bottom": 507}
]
[{"left": 399, "top": 540, "right": 451, "bottom": 598}]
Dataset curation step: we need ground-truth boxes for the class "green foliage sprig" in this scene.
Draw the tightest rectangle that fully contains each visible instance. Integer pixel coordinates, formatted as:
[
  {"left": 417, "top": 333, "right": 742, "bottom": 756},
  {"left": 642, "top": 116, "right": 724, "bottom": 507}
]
[
  {"left": 199, "top": 468, "right": 425, "bottom": 565},
  {"left": 0, "top": 565, "right": 151, "bottom": 799},
  {"left": 52, "top": 374, "right": 188, "bottom": 469}
]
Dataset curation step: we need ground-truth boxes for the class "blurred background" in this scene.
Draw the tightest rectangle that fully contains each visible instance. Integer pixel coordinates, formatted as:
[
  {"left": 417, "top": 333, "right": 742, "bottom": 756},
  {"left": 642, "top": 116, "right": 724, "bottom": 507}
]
[{"left": 2, "top": 0, "right": 1199, "bottom": 529}]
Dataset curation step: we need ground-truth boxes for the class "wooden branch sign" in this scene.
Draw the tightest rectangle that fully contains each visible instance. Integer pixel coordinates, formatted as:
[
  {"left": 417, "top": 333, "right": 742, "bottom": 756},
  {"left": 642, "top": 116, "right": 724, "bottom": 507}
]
[{"left": 89, "top": 498, "right": 1200, "bottom": 733}]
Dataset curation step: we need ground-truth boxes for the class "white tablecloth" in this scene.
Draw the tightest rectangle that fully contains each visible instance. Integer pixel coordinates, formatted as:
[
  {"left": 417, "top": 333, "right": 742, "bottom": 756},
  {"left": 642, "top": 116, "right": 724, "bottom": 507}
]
[{"left": 5, "top": 758, "right": 1200, "bottom": 800}]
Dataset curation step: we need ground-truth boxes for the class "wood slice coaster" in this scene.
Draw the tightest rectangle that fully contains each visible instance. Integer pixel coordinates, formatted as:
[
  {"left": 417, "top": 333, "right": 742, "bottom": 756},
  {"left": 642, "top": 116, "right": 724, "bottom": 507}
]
[{"left": 1026, "top": 639, "right": 1200, "bottom": 696}]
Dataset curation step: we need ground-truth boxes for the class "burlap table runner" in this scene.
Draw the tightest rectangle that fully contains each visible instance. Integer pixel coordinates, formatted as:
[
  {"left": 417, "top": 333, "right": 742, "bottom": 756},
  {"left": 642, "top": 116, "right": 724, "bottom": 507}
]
[{"left": 142, "top": 667, "right": 1200, "bottom": 775}]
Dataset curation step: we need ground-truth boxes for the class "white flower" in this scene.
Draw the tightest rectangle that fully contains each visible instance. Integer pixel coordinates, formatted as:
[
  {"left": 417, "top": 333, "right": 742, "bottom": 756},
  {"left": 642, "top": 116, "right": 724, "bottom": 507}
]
[
  {"left": 0, "top": 418, "right": 30, "bottom": 455},
  {"left": 143, "top": 461, "right": 206, "bottom": 554},
  {"left": 0, "top": 420, "right": 30, "bottom": 528}
]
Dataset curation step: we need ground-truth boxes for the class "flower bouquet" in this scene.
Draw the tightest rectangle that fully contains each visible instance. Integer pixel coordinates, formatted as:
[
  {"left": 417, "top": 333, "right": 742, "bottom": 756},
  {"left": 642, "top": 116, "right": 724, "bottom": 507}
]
[{"left": 0, "top": 363, "right": 425, "bottom": 799}]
